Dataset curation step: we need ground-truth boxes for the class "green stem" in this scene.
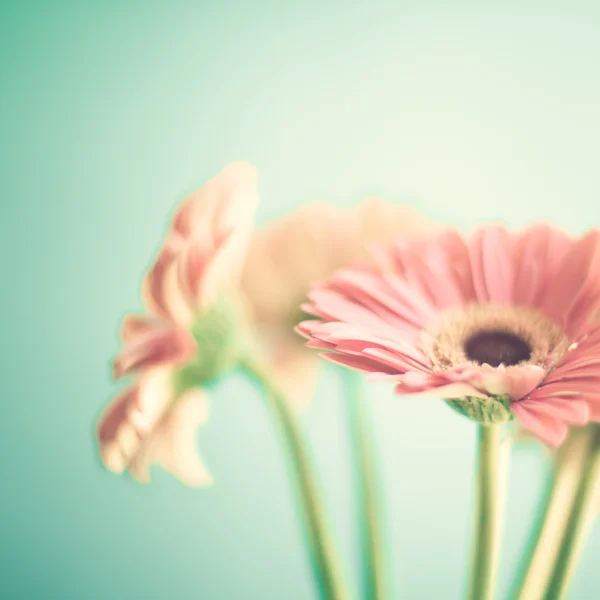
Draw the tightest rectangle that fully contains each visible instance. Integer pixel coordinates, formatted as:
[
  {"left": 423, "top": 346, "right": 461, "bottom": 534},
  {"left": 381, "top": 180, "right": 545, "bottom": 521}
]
[
  {"left": 467, "top": 424, "right": 509, "bottom": 600},
  {"left": 543, "top": 428, "right": 600, "bottom": 600},
  {"left": 512, "top": 430, "right": 594, "bottom": 600},
  {"left": 241, "top": 356, "right": 353, "bottom": 600},
  {"left": 343, "top": 369, "right": 389, "bottom": 600}
]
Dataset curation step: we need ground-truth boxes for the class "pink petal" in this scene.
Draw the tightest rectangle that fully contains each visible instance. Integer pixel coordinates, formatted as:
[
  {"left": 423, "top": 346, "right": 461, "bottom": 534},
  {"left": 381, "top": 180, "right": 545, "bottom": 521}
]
[
  {"left": 541, "top": 230, "right": 600, "bottom": 334},
  {"left": 120, "top": 313, "right": 165, "bottom": 342},
  {"left": 320, "top": 352, "right": 399, "bottom": 375},
  {"left": 394, "top": 380, "right": 487, "bottom": 399},
  {"left": 97, "top": 386, "right": 138, "bottom": 473},
  {"left": 469, "top": 226, "right": 514, "bottom": 303},
  {"left": 511, "top": 401, "right": 569, "bottom": 447},
  {"left": 513, "top": 224, "right": 572, "bottom": 308},
  {"left": 113, "top": 325, "right": 197, "bottom": 380},
  {"left": 503, "top": 365, "right": 546, "bottom": 401},
  {"left": 142, "top": 249, "right": 178, "bottom": 318},
  {"left": 437, "top": 231, "right": 477, "bottom": 303},
  {"left": 516, "top": 398, "right": 589, "bottom": 425},
  {"left": 172, "top": 162, "right": 258, "bottom": 240},
  {"left": 177, "top": 223, "right": 216, "bottom": 303}
]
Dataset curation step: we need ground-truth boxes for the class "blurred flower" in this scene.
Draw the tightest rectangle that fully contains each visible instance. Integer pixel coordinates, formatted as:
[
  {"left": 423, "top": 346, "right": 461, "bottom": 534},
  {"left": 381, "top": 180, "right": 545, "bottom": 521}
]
[
  {"left": 298, "top": 224, "right": 600, "bottom": 446},
  {"left": 241, "top": 198, "right": 441, "bottom": 407},
  {"left": 97, "top": 162, "right": 258, "bottom": 485}
]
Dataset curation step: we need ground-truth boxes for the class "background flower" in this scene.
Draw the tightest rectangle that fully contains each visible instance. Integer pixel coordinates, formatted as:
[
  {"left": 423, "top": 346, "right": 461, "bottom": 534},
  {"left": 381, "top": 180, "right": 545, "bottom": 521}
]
[
  {"left": 241, "top": 198, "right": 441, "bottom": 407},
  {"left": 97, "top": 162, "right": 258, "bottom": 485}
]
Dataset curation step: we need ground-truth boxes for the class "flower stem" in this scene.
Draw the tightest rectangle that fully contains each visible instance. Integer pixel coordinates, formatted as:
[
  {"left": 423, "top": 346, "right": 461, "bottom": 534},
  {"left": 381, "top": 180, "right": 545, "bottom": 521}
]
[
  {"left": 467, "top": 424, "right": 509, "bottom": 600},
  {"left": 512, "top": 429, "right": 594, "bottom": 600},
  {"left": 241, "top": 356, "right": 353, "bottom": 600},
  {"left": 543, "top": 427, "right": 600, "bottom": 600},
  {"left": 342, "top": 369, "right": 389, "bottom": 600}
]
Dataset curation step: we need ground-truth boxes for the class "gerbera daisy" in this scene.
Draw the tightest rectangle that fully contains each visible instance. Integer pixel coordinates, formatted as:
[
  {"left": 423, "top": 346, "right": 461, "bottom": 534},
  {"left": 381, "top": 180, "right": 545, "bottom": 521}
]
[
  {"left": 241, "top": 197, "right": 441, "bottom": 407},
  {"left": 97, "top": 162, "right": 258, "bottom": 485},
  {"left": 298, "top": 225, "right": 600, "bottom": 446}
]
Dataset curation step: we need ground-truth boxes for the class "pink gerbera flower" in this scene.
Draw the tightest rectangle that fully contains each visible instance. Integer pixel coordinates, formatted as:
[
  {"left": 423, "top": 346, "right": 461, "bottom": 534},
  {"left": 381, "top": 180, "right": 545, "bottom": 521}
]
[
  {"left": 298, "top": 225, "right": 600, "bottom": 446},
  {"left": 97, "top": 162, "right": 258, "bottom": 485}
]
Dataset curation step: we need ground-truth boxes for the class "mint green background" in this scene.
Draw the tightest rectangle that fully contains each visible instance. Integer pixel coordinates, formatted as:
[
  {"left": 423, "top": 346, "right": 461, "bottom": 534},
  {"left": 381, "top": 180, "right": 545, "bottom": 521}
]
[{"left": 3, "top": 2, "right": 600, "bottom": 598}]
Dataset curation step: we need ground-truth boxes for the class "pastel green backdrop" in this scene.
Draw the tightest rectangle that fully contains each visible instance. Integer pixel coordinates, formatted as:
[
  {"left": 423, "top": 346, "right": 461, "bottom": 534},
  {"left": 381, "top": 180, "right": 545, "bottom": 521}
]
[{"left": 3, "top": 1, "right": 600, "bottom": 598}]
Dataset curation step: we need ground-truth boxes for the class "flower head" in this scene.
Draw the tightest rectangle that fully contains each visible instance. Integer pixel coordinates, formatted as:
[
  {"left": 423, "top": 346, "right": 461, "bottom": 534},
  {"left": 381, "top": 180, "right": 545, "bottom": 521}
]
[
  {"left": 242, "top": 198, "right": 440, "bottom": 407},
  {"left": 97, "top": 162, "right": 258, "bottom": 485},
  {"left": 298, "top": 225, "right": 600, "bottom": 446}
]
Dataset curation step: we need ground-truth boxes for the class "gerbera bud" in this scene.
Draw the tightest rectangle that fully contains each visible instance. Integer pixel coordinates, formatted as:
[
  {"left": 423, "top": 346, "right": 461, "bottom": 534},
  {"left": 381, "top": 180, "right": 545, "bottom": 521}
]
[{"left": 446, "top": 395, "right": 514, "bottom": 425}]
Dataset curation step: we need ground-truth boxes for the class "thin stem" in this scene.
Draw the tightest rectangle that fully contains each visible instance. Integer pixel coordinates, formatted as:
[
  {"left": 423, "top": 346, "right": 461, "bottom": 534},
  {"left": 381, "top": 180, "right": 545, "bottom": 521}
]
[
  {"left": 241, "top": 356, "right": 353, "bottom": 600},
  {"left": 512, "top": 430, "right": 594, "bottom": 600},
  {"left": 343, "top": 369, "right": 389, "bottom": 600},
  {"left": 544, "top": 427, "right": 600, "bottom": 600},
  {"left": 467, "top": 424, "right": 509, "bottom": 600}
]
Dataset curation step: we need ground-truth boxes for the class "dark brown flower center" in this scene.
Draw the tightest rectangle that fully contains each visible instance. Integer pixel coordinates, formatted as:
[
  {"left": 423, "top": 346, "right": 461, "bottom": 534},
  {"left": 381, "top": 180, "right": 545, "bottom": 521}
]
[{"left": 464, "top": 330, "right": 531, "bottom": 367}]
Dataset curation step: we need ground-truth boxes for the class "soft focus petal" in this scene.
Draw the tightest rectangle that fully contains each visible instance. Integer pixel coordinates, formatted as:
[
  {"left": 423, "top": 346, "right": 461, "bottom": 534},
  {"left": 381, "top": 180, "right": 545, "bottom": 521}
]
[
  {"left": 242, "top": 199, "right": 439, "bottom": 335},
  {"left": 144, "top": 162, "right": 258, "bottom": 319},
  {"left": 142, "top": 249, "right": 178, "bottom": 319},
  {"left": 173, "top": 161, "right": 258, "bottom": 240},
  {"left": 269, "top": 341, "right": 322, "bottom": 409},
  {"left": 113, "top": 324, "right": 197, "bottom": 380},
  {"left": 128, "top": 388, "right": 213, "bottom": 487},
  {"left": 97, "top": 386, "right": 138, "bottom": 474},
  {"left": 120, "top": 313, "right": 165, "bottom": 342},
  {"left": 97, "top": 369, "right": 212, "bottom": 486}
]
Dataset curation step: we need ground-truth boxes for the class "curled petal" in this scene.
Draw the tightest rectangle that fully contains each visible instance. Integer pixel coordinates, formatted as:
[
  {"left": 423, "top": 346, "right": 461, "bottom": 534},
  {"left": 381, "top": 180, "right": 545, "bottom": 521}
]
[
  {"left": 113, "top": 325, "right": 197, "bottom": 380},
  {"left": 489, "top": 365, "right": 546, "bottom": 401},
  {"left": 128, "top": 388, "right": 213, "bottom": 487},
  {"left": 120, "top": 313, "right": 166, "bottom": 342},
  {"left": 97, "top": 369, "right": 212, "bottom": 486},
  {"left": 142, "top": 249, "right": 178, "bottom": 318},
  {"left": 173, "top": 162, "right": 258, "bottom": 240}
]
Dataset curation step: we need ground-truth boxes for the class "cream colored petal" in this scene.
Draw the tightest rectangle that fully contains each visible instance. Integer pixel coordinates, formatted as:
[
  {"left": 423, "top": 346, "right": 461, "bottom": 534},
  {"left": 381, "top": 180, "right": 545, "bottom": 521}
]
[
  {"left": 270, "top": 342, "right": 322, "bottom": 410},
  {"left": 98, "top": 367, "right": 212, "bottom": 487},
  {"left": 129, "top": 388, "right": 213, "bottom": 487},
  {"left": 353, "top": 197, "right": 444, "bottom": 260},
  {"left": 243, "top": 198, "right": 440, "bottom": 329},
  {"left": 96, "top": 367, "right": 173, "bottom": 477}
]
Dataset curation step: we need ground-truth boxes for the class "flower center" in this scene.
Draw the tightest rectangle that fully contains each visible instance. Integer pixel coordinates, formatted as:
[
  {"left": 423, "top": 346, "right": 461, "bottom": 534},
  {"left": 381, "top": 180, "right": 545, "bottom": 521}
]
[{"left": 464, "top": 330, "right": 532, "bottom": 367}]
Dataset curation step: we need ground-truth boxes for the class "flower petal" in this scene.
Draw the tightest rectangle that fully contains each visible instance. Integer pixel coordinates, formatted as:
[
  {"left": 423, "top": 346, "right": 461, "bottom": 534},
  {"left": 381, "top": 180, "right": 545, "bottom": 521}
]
[
  {"left": 503, "top": 365, "right": 546, "bottom": 401},
  {"left": 469, "top": 226, "right": 514, "bottom": 303},
  {"left": 97, "top": 369, "right": 212, "bottom": 487},
  {"left": 541, "top": 230, "right": 600, "bottom": 335},
  {"left": 112, "top": 325, "right": 197, "bottom": 380},
  {"left": 269, "top": 342, "right": 322, "bottom": 410},
  {"left": 128, "top": 388, "right": 213, "bottom": 487},
  {"left": 511, "top": 401, "right": 569, "bottom": 447},
  {"left": 120, "top": 313, "right": 165, "bottom": 342}
]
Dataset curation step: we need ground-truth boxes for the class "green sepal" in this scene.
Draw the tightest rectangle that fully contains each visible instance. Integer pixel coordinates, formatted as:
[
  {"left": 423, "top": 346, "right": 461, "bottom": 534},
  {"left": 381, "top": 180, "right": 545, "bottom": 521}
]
[
  {"left": 445, "top": 395, "right": 514, "bottom": 425},
  {"left": 172, "top": 296, "right": 247, "bottom": 394}
]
